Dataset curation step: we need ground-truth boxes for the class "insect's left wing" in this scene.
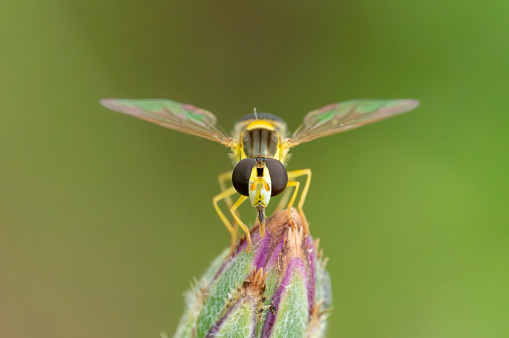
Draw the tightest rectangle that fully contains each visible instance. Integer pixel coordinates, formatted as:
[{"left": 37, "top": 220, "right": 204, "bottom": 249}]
[
  {"left": 286, "top": 99, "right": 419, "bottom": 147},
  {"left": 100, "top": 98, "right": 235, "bottom": 146}
]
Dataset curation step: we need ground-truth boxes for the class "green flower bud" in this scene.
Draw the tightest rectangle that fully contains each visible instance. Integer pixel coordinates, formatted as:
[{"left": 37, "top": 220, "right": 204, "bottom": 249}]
[{"left": 173, "top": 208, "right": 332, "bottom": 338}]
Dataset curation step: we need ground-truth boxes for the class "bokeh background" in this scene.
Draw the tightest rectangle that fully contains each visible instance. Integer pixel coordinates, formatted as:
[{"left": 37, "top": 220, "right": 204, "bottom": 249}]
[{"left": 1, "top": 1, "right": 508, "bottom": 337}]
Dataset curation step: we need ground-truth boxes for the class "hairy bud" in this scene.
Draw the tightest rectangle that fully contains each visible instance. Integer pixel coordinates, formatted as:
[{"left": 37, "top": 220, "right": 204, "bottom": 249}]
[{"left": 173, "top": 208, "right": 332, "bottom": 338}]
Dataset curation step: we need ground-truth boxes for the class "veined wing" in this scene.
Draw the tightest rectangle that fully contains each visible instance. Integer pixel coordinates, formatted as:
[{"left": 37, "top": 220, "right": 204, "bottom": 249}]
[
  {"left": 286, "top": 99, "right": 419, "bottom": 147},
  {"left": 100, "top": 98, "right": 235, "bottom": 146}
]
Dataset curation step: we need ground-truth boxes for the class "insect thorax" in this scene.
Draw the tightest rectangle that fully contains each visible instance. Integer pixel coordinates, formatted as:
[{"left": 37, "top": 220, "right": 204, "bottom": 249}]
[
  {"left": 231, "top": 116, "right": 290, "bottom": 165},
  {"left": 241, "top": 128, "right": 279, "bottom": 159}
]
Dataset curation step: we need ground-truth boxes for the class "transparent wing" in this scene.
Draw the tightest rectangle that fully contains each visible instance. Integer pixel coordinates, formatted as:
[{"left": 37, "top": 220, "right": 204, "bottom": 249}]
[
  {"left": 287, "top": 99, "right": 419, "bottom": 146},
  {"left": 100, "top": 98, "right": 235, "bottom": 146}
]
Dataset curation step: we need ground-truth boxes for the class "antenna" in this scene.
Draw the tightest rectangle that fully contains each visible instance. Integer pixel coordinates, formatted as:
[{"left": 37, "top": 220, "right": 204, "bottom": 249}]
[{"left": 253, "top": 107, "right": 259, "bottom": 120}]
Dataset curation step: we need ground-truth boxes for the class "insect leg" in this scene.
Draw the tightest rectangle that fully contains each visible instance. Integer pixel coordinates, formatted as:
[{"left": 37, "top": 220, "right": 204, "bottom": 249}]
[
  {"left": 217, "top": 170, "right": 234, "bottom": 208},
  {"left": 217, "top": 170, "right": 239, "bottom": 234},
  {"left": 212, "top": 186, "right": 239, "bottom": 254},
  {"left": 285, "top": 180, "right": 300, "bottom": 229},
  {"left": 229, "top": 196, "right": 253, "bottom": 253},
  {"left": 273, "top": 187, "right": 292, "bottom": 213},
  {"left": 286, "top": 169, "right": 312, "bottom": 235}
]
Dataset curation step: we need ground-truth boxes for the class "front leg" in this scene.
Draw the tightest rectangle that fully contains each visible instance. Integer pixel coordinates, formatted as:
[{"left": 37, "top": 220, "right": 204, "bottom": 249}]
[
  {"left": 212, "top": 186, "right": 239, "bottom": 254},
  {"left": 217, "top": 170, "right": 234, "bottom": 208},
  {"left": 286, "top": 169, "right": 312, "bottom": 235},
  {"left": 229, "top": 196, "right": 252, "bottom": 253}
]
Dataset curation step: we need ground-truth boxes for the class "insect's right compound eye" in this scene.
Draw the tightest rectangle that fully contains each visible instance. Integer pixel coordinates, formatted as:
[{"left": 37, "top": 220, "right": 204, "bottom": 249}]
[{"left": 232, "top": 158, "right": 256, "bottom": 196}]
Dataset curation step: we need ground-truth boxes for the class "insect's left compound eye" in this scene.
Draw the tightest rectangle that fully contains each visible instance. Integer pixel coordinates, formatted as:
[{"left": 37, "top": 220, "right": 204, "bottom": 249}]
[
  {"left": 265, "top": 158, "right": 288, "bottom": 196},
  {"left": 232, "top": 158, "right": 256, "bottom": 196}
]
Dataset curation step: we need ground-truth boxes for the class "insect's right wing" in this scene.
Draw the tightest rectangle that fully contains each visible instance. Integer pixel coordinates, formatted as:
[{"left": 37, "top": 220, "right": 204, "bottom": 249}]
[
  {"left": 100, "top": 98, "right": 236, "bottom": 147},
  {"left": 285, "top": 99, "right": 419, "bottom": 147}
]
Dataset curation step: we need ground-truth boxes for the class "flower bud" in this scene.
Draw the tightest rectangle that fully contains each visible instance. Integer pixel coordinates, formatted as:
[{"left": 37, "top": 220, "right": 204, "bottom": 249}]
[{"left": 173, "top": 208, "right": 332, "bottom": 338}]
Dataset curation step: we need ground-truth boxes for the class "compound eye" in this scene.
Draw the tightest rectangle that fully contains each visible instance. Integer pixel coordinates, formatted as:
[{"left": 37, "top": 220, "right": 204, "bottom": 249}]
[
  {"left": 232, "top": 158, "right": 256, "bottom": 196},
  {"left": 266, "top": 158, "right": 288, "bottom": 196}
]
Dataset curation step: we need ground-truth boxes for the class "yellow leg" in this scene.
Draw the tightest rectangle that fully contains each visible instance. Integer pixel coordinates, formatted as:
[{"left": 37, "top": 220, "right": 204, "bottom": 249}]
[
  {"left": 274, "top": 186, "right": 292, "bottom": 213},
  {"left": 286, "top": 169, "right": 312, "bottom": 235},
  {"left": 229, "top": 196, "right": 253, "bottom": 253},
  {"left": 217, "top": 170, "right": 234, "bottom": 208},
  {"left": 212, "top": 186, "right": 239, "bottom": 253},
  {"left": 217, "top": 170, "right": 239, "bottom": 234},
  {"left": 285, "top": 181, "right": 300, "bottom": 229}
]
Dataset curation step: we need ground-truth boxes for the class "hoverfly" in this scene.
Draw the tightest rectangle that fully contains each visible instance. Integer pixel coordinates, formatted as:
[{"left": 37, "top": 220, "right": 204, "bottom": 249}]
[{"left": 100, "top": 98, "right": 419, "bottom": 252}]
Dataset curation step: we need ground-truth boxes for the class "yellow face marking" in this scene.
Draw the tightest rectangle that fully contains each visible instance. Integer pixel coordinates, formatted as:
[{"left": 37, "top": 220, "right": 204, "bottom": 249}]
[
  {"left": 263, "top": 182, "right": 270, "bottom": 191},
  {"left": 250, "top": 182, "right": 256, "bottom": 191},
  {"left": 246, "top": 120, "right": 275, "bottom": 131}
]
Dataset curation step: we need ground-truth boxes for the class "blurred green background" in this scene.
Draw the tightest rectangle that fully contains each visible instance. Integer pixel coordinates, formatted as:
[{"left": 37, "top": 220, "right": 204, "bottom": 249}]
[{"left": 1, "top": 1, "right": 508, "bottom": 337}]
